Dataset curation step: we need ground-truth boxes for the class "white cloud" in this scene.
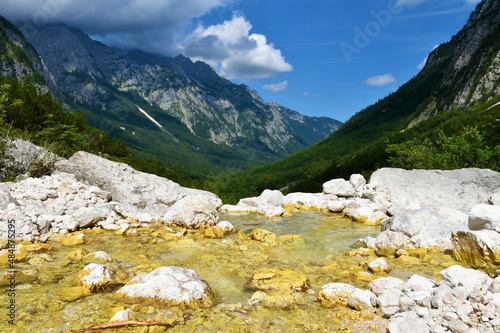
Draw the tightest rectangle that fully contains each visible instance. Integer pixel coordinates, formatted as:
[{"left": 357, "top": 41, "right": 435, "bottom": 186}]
[
  {"left": 364, "top": 74, "right": 396, "bottom": 87},
  {"left": 183, "top": 14, "right": 293, "bottom": 80},
  {"left": 1, "top": 1, "right": 292, "bottom": 81},
  {"left": 263, "top": 81, "right": 288, "bottom": 92},
  {"left": 0, "top": 0, "right": 228, "bottom": 56},
  {"left": 465, "top": 0, "right": 480, "bottom": 6}
]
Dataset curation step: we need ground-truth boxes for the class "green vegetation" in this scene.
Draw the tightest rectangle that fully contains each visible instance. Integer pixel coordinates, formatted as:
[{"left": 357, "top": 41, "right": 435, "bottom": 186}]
[
  {"left": 386, "top": 126, "right": 500, "bottom": 170},
  {"left": 0, "top": 77, "right": 128, "bottom": 181}
]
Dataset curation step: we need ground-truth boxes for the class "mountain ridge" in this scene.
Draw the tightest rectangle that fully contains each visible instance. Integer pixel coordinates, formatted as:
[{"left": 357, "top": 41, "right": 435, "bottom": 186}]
[{"left": 3, "top": 21, "right": 341, "bottom": 173}]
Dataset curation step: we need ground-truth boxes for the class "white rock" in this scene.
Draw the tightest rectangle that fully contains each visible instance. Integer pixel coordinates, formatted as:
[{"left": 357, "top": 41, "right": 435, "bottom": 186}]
[
  {"left": 403, "top": 274, "right": 436, "bottom": 292},
  {"left": 440, "top": 265, "right": 493, "bottom": 295},
  {"left": 368, "top": 277, "right": 405, "bottom": 296},
  {"left": 109, "top": 309, "right": 134, "bottom": 322},
  {"left": 215, "top": 221, "right": 236, "bottom": 234},
  {"left": 163, "top": 195, "right": 219, "bottom": 228},
  {"left": 368, "top": 257, "right": 390, "bottom": 274},
  {"left": 323, "top": 179, "right": 356, "bottom": 197},
  {"left": 387, "top": 311, "right": 430, "bottom": 333},
  {"left": 488, "top": 192, "right": 500, "bottom": 206},
  {"left": 377, "top": 289, "right": 402, "bottom": 317},
  {"left": 349, "top": 174, "right": 366, "bottom": 192},
  {"left": 117, "top": 266, "right": 213, "bottom": 307},
  {"left": 468, "top": 204, "right": 500, "bottom": 231},
  {"left": 258, "top": 189, "right": 284, "bottom": 207},
  {"left": 347, "top": 289, "right": 377, "bottom": 310}
]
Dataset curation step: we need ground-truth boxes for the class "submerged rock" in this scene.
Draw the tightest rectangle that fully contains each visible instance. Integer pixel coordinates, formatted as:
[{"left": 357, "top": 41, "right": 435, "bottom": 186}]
[
  {"left": 116, "top": 266, "right": 214, "bottom": 308},
  {"left": 248, "top": 268, "right": 309, "bottom": 293}
]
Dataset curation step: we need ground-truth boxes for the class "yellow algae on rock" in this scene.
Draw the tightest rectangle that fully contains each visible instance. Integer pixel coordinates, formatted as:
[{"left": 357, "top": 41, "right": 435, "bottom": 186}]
[
  {"left": 204, "top": 226, "right": 225, "bottom": 239},
  {"left": 0, "top": 244, "right": 28, "bottom": 263},
  {"left": 248, "top": 268, "right": 309, "bottom": 293},
  {"left": 246, "top": 229, "right": 282, "bottom": 247},
  {"left": 58, "top": 286, "right": 92, "bottom": 302},
  {"left": 66, "top": 248, "right": 89, "bottom": 262}
]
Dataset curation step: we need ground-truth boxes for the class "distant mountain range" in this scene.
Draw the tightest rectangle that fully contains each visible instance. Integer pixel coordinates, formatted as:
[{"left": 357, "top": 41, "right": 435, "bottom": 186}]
[
  {"left": 0, "top": 18, "right": 341, "bottom": 174},
  {"left": 224, "top": 0, "right": 500, "bottom": 199}
]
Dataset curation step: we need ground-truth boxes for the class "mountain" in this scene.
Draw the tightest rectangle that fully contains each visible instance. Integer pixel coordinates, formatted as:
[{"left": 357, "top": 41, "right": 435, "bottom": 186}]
[
  {"left": 2, "top": 21, "right": 341, "bottom": 174},
  {"left": 220, "top": 0, "right": 500, "bottom": 201}
]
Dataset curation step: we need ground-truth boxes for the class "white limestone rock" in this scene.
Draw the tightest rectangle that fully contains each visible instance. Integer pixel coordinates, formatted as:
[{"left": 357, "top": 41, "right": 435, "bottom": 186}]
[
  {"left": 323, "top": 178, "right": 356, "bottom": 197},
  {"left": 468, "top": 204, "right": 500, "bottom": 231},
  {"left": 116, "top": 266, "right": 214, "bottom": 307}
]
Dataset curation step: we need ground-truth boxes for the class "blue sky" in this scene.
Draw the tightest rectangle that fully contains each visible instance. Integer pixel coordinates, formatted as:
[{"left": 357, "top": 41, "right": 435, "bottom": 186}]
[{"left": 0, "top": 0, "right": 481, "bottom": 122}]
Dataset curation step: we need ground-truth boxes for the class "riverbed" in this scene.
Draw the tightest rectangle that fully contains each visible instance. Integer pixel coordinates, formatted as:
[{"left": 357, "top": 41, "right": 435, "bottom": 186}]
[{"left": 0, "top": 210, "right": 460, "bottom": 332}]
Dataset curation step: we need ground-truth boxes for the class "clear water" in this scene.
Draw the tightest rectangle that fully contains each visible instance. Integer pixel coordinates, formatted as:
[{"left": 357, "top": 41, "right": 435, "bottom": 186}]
[{"left": 0, "top": 210, "right": 459, "bottom": 332}]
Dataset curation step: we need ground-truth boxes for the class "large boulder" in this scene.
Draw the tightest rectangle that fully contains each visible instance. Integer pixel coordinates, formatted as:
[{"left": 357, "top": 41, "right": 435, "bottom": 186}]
[
  {"left": 163, "top": 195, "right": 219, "bottom": 228},
  {"left": 367, "top": 168, "right": 500, "bottom": 215},
  {"left": 56, "top": 151, "right": 221, "bottom": 220},
  {"left": 381, "top": 208, "right": 468, "bottom": 250},
  {"left": 452, "top": 230, "right": 500, "bottom": 269},
  {"left": 116, "top": 266, "right": 214, "bottom": 307},
  {"left": 323, "top": 178, "right": 356, "bottom": 197}
]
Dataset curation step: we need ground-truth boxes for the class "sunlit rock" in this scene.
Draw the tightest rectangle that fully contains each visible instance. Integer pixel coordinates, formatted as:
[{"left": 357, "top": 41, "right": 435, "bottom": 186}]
[
  {"left": 468, "top": 204, "right": 500, "bottom": 231},
  {"left": 323, "top": 178, "right": 356, "bottom": 197},
  {"left": 368, "top": 277, "right": 405, "bottom": 296},
  {"left": 163, "top": 194, "right": 219, "bottom": 228},
  {"left": 318, "top": 283, "right": 357, "bottom": 307},
  {"left": 440, "top": 265, "right": 492, "bottom": 295},
  {"left": 110, "top": 309, "right": 134, "bottom": 322},
  {"left": 452, "top": 230, "right": 500, "bottom": 269},
  {"left": 245, "top": 229, "right": 282, "bottom": 247},
  {"left": 368, "top": 257, "right": 390, "bottom": 274},
  {"left": 73, "top": 263, "right": 128, "bottom": 291},
  {"left": 83, "top": 251, "right": 113, "bottom": 264},
  {"left": 347, "top": 289, "right": 377, "bottom": 310},
  {"left": 116, "top": 266, "right": 214, "bottom": 308}
]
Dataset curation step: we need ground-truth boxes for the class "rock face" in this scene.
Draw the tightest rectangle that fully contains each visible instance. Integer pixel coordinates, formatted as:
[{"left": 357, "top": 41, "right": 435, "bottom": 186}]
[
  {"left": 116, "top": 266, "right": 214, "bottom": 307},
  {"left": 13, "top": 21, "right": 341, "bottom": 171}
]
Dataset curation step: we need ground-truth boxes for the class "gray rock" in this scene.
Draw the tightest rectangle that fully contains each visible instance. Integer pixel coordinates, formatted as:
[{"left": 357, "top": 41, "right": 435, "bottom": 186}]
[{"left": 372, "top": 230, "right": 411, "bottom": 256}]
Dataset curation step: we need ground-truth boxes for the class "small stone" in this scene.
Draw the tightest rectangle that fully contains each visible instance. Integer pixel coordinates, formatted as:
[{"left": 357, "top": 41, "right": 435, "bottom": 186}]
[
  {"left": 110, "top": 309, "right": 134, "bottom": 322},
  {"left": 368, "top": 257, "right": 390, "bottom": 274}
]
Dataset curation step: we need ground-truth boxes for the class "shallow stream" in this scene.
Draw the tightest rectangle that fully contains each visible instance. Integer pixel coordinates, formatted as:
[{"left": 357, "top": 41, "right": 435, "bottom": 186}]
[{"left": 0, "top": 210, "right": 460, "bottom": 332}]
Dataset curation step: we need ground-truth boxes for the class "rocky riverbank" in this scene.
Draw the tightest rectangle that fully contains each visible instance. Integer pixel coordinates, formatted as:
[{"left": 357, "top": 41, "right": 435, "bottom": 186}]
[{"left": 1, "top": 141, "right": 500, "bottom": 332}]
